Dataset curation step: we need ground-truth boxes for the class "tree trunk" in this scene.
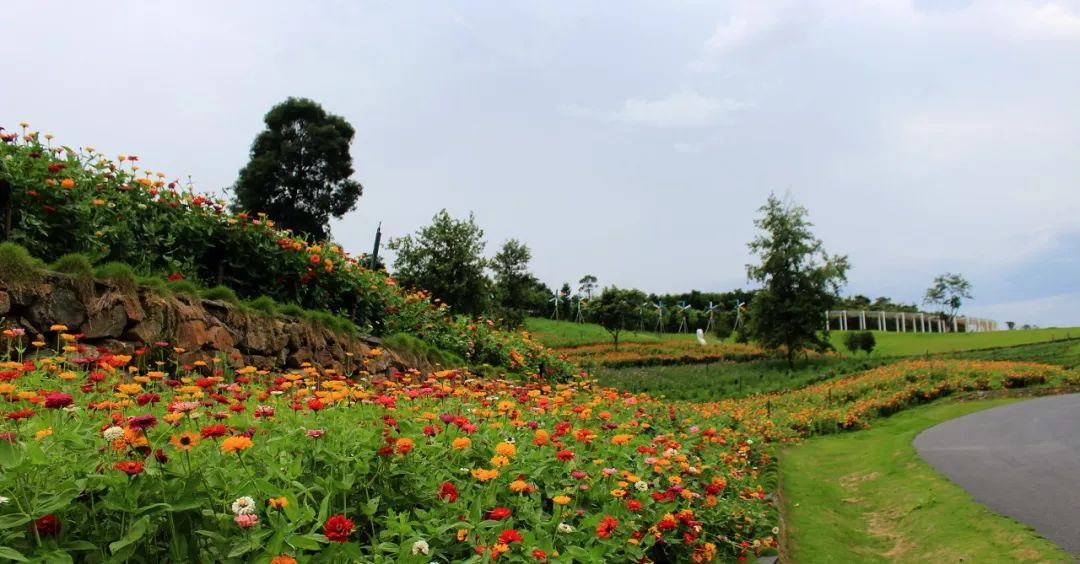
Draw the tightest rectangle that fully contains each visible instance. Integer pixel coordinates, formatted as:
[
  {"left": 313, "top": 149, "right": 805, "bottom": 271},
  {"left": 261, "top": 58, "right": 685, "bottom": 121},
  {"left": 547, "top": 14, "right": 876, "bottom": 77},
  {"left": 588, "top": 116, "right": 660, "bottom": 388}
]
[
  {"left": 613, "top": 332, "right": 620, "bottom": 352},
  {"left": 0, "top": 179, "right": 11, "bottom": 242},
  {"left": 786, "top": 346, "right": 795, "bottom": 370}
]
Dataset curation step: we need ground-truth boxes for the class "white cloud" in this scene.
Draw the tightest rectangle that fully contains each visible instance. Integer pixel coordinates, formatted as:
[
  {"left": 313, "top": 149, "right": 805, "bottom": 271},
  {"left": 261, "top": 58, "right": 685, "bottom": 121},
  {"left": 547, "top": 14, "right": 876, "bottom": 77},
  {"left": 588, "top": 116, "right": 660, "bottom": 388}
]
[
  {"left": 561, "top": 91, "right": 747, "bottom": 128},
  {"left": 687, "top": 1, "right": 817, "bottom": 72},
  {"left": 1023, "top": 2, "right": 1080, "bottom": 38},
  {"left": 673, "top": 141, "right": 706, "bottom": 153}
]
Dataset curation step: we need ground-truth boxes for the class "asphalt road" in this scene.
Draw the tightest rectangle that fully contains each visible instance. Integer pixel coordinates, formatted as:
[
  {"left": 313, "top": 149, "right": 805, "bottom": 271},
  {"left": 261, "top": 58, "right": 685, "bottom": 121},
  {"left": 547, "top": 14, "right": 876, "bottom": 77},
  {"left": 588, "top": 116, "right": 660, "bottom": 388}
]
[{"left": 914, "top": 394, "right": 1080, "bottom": 555}]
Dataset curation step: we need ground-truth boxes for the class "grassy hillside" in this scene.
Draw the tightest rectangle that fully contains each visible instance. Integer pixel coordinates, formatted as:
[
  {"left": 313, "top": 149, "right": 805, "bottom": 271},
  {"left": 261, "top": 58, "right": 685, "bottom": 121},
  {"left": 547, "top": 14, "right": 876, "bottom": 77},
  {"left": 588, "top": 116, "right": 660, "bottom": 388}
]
[
  {"left": 830, "top": 327, "right": 1080, "bottom": 357},
  {"left": 525, "top": 317, "right": 698, "bottom": 348}
]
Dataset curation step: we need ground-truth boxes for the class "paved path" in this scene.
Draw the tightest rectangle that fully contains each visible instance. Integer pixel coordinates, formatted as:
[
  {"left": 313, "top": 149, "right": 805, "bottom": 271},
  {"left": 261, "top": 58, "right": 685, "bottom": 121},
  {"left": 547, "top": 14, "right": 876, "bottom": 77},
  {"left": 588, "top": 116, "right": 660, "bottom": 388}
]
[{"left": 914, "top": 394, "right": 1080, "bottom": 554}]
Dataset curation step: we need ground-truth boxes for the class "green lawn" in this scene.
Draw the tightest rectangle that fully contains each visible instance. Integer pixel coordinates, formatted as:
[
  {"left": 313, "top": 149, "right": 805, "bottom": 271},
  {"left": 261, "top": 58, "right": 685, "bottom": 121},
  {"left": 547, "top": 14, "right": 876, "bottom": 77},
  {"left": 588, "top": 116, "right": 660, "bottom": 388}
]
[
  {"left": 781, "top": 399, "right": 1070, "bottom": 563},
  {"left": 590, "top": 357, "right": 888, "bottom": 402},
  {"left": 525, "top": 317, "right": 696, "bottom": 348},
  {"left": 830, "top": 327, "right": 1080, "bottom": 357}
]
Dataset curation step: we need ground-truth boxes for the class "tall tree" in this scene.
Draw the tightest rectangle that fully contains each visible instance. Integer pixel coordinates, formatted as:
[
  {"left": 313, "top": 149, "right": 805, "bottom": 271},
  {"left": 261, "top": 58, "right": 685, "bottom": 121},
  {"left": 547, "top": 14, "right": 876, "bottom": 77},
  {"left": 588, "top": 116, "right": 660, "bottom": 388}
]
[
  {"left": 388, "top": 210, "right": 489, "bottom": 316},
  {"left": 578, "top": 274, "right": 598, "bottom": 300},
  {"left": 923, "top": 273, "right": 973, "bottom": 329},
  {"left": 593, "top": 286, "right": 646, "bottom": 351},
  {"left": 490, "top": 239, "right": 534, "bottom": 327},
  {"left": 232, "top": 97, "right": 363, "bottom": 240},
  {"left": 746, "top": 194, "right": 849, "bottom": 368}
]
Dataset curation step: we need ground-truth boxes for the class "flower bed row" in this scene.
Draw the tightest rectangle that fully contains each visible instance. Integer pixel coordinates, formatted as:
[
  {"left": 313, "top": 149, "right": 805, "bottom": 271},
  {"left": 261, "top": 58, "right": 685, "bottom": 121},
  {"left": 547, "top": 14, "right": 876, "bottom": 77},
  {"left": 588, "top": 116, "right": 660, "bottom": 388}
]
[
  {"left": 0, "top": 330, "right": 1073, "bottom": 562},
  {"left": 554, "top": 341, "right": 771, "bottom": 368},
  {"left": 0, "top": 125, "right": 573, "bottom": 379}
]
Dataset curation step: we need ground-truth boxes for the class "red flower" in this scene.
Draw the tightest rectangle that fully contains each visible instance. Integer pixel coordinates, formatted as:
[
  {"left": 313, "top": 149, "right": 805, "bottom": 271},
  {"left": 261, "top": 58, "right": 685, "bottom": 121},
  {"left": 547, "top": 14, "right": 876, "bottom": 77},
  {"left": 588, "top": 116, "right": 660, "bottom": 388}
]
[
  {"left": 597, "top": 515, "right": 618, "bottom": 539},
  {"left": 323, "top": 514, "right": 354, "bottom": 543},
  {"left": 555, "top": 450, "right": 574, "bottom": 461},
  {"left": 532, "top": 549, "right": 548, "bottom": 561},
  {"left": 47, "top": 163, "right": 66, "bottom": 172},
  {"left": 498, "top": 529, "right": 523, "bottom": 544},
  {"left": 486, "top": 507, "right": 512, "bottom": 520},
  {"left": 114, "top": 460, "right": 145, "bottom": 475},
  {"left": 200, "top": 424, "right": 228, "bottom": 439},
  {"left": 4, "top": 408, "right": 35, "bottom": 421},
  {"left": 44, "top": 392, "right": 73, "bottom": 409},
  {"left": 167, "top": 272, "right": 184, "bottom": 282},
  {"left": 127, "top": 414, "right": 158, "bottom": 430},
  {"left": 439, "top": 481, "right": 458, "bottom": 503},
  {"left": 32, "top": 514, "right": 61, "bottom": 537},
  {"left": 627, "top": 499, "right": 642, "bottom": 512},
  {"left": 306, "top": 398, "right": 325, "bottom": 411},
  {"left": 154, "top": 448, "right": 168, "bottom": 464}
]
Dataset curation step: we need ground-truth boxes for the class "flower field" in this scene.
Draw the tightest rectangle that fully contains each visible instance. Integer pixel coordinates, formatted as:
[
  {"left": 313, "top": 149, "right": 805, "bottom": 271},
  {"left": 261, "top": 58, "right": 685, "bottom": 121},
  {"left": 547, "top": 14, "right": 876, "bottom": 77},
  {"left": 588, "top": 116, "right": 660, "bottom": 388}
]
[
  {"left": 554, "top": 341, "right": 771, "bottom": 369},
  {"left": 0, "top": 328, "right": 1073, "bottom": 562},
  {"left": 0, "top": 125, "right": 572, "bottom": 379}
]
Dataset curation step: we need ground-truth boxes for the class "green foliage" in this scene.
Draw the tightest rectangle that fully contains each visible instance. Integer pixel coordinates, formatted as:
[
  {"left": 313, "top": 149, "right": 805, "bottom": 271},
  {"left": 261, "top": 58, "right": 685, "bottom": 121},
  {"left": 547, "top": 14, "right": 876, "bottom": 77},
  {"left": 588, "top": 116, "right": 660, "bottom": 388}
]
[
  {"left": 135, "top": 275, "right": 172, "bottom": 297},
  {"left": 843, "top": 331, "right": 876, "bottom": 355},
  {"left": 924, "top": 272, "right": 973, "bottom": 326},
  {"left": 592, "top": 286, "right": 648, "bottom": 350},
  {"left": 0, "top": 242, "right": 44, "bottom": 286},
  {"left": 167, "top": 279, "right": 200, "bottom": 297},
  {"left": 859, "top": 331, "right": 876, "bottom": 354},
  {"left": 383, "top": 333, "right": 467, "bottom": 368},
  {"left": 199, "top": 285, "right": 240, "bottom": 305},
  {"left": 746, "top": 194, "right": 849, "bottom": 368},
  {"left": 245, "top": 296, "right": 278, "bottom": 315},
  {"left": 490, "top": 238, "right": 535, "bottom": 328},
  {"left": 276, "top": 304, "right": 305, "bottom": 318},
  {"left": 49, "top": 253, "right": 94, "bottom": 279},
  {"left": 302, "top": 309, "right": 358, "bottom": 335},
  {"left": 93, "top": 261, "right": 136, "bottom": 290},
  {"left": 231, "top": 97, "right": 363, "bottom": 240},
  {"left": 388, "top": 209, "right": 490, "bottom": 316},
  {"left": 578, "top": 274, "right": 598, "bottom": 300}
]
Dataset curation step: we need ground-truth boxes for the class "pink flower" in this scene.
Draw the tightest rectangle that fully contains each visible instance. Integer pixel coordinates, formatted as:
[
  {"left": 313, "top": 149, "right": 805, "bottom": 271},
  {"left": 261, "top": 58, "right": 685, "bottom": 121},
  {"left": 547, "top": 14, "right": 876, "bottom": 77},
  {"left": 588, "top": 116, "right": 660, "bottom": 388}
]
[
  {"left": 602, "top": 467, "right": 618, "bottom": 477},
  {"left": 306, "top": 429, "right": 325, "bottom": 439},
  {"left": 234, "top": 514, "right": 258, "bottom": 528}
]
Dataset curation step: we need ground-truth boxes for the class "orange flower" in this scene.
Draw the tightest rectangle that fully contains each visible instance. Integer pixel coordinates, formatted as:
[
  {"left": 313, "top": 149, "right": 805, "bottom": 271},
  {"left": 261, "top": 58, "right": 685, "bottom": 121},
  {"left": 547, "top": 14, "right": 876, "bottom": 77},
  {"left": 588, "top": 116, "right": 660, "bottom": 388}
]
[
  {"left": 268, "top": 497, "right": 289, "bottom": 510},
  {"left": 395, "top": 437, "right": 414, "bottom": 455},
  {"left": 60, "top": 178, "right": 75, "bottom": 189},
  {"left": 170, "top": 432, "right": 200, "bottom": 451},
  {"left": 271, "top": 557, "right": 297, "bottom": 564},
  {"left": 221, "top": 436, "right": 254, "bottom": 453},
  {"left": 452, "top": 437, "right": 471, "bottom": 449}
]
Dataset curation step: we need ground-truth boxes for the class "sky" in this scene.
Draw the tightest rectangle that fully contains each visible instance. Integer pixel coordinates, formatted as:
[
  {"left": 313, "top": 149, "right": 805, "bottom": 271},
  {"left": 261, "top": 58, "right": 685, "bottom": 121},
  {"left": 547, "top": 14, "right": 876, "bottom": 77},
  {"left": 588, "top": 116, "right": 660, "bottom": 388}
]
[{"left": 3, "top": 0, "right": 1079, "bottom": 327}]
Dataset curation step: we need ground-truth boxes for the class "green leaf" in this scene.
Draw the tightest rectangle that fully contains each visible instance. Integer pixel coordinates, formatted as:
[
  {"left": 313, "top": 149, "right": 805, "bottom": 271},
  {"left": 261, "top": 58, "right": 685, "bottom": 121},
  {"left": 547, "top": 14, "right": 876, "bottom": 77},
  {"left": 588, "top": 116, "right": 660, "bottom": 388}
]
[
  {"left": 61, "top": 541, "right": 98, "bottom": 552},
  {"left": 110, "top": 515, "right": 149, "bottom": 554},
  {"left": 0, "top": 513, "right": 32, "bottom": 530},
  {"left": 286, "top": 534, "right": 324, "bottom": 550},
  {"left": 227, "top": 539, "right": 257, "bottom": 558},
  {"left": 0, "top": 442, "right": 23, "bottom": 467},
  {"left": 0, "top": 546, "right": 28, "bottom": 562}
]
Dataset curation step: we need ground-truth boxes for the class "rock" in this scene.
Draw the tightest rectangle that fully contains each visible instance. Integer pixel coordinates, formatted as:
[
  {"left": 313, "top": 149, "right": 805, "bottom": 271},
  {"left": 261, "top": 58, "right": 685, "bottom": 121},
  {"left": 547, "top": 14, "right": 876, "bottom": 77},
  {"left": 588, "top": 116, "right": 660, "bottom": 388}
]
[
  {"left": 124, "top": 298, "right": 168, "bottom": 344},
  {"left": 26, "top": 286, "right": 86, "bottom": 331},
  {"left": 176, "top": 320, "right": 209, "bottom": 351},
  {"left": 286, "top": 347, "right": 313, "bottom": 368},
  {"left": 0, "top": 291, "right": 9, "bottom": 316},
  {"left": 81, "top": 304, "right": 128, "bottom": 339},
  {"left": 206, "top": 325, "right": 235, "bottom": 350}
]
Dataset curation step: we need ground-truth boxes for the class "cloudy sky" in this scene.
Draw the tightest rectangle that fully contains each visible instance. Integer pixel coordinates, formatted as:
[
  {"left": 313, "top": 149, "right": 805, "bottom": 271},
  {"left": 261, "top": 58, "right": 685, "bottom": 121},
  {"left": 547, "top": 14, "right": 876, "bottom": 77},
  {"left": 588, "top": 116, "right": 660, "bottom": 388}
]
[{"left": 3, "top": 1, "right": 1079, "bottom": 326}]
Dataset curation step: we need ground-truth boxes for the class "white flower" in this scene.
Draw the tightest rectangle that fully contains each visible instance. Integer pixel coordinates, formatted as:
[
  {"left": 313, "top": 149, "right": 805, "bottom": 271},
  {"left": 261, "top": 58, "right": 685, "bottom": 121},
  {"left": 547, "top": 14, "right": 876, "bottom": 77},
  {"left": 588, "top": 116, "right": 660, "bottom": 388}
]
[
  {"left": 746, "top": 439, "right": 754, "bottom": 445},
  {"left": 557, "top": 522, "right": 575, "bottom": 534},
  {"left": 231, "top": 496, "right": 256, "bottom": 516},
  {"left": 411, "top": 540, "right": 430, "bottom": 555},
  {"left": 102, "top": 426, "right": 125, "bottom": 441},
  {"left": 0, "top": 496, "right": 9, "bottom": 505},
  {"left": 634, "top": 480, "right": 649, "bottom": 492},
  {"left": 664, "top": 448, "right": 678, "bottom": 457}
]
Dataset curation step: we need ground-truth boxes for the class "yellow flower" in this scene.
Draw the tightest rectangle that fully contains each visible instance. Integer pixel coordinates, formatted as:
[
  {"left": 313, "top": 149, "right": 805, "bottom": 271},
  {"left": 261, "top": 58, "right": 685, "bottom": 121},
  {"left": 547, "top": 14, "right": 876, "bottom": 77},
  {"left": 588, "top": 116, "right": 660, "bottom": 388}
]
[
  {"left": 509, "top": 480, "right": 528, "bottom": 493},
  {"left": 117, "top": 383, "right": 143, "bottom": 395},
  {"left": 221, "top": 436, "right": 254, "bottom": 453},
  {"left": 457, "top": 529, "right": 469, "bottom": 542},
  {"left": 452, "top": 437, "right": 471, "bottom": 449},
  {"left": 268, "top": 497, "right": 289, "bottom": 510},
  {"left": 490, "top": 455, "right": 510, "bottom": 467},
  {"left": 611, "top": 434, "right": 634, "bottom": 445},
  {"left": 610, "top": 488, "right": 627, "bottom": 498},
  {"left": 552, "top": 495, "right": 571, "bottom": 506},
  {"left": 49, "top": 324, "right": 68, "bottom": 332},
  {"left": 494, "top": 442, "right": 517, "bottom": 458},
  {"left": 35, "top": 427, "right": 54, "bottom": 441}
]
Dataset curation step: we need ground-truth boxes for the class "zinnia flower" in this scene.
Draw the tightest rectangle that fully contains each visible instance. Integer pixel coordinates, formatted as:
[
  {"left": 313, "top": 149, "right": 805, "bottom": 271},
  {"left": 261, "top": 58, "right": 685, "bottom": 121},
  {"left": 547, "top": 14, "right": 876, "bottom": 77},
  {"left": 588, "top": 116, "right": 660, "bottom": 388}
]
[
  {"left": 557, "top": 522, "right": 575, "bottom": 534},
  {"left": 439, "top": 481, "right": 458, "bottom": 502},
  {"left": 221, "top": 436, "right": 254, "bottom": 453},
  {"left": 170, "top": 432, "right": 200, "bottom": 451},
  {"left": 114, "top": 460, "right": 145, "bottom": 475},
  {"left": 411, "top": 539, "right": 430, "bottom": 555},
  {"left": 44, "top": 392, "right": 73, "bottom": 409},
  {"left": 498, "top": 529, "right": 524, "bottom": 544},
  {"left": 127, "top": 414, "right": 158, "bottom": 430},
  {"left": 234, "top": 514, "right": 258, "bottom": 528},
  {"left": 270, "top": 556, "right": 297, "bottom": 564},
  {"left": 231, "top": 496, "right": 256, "bottom": 515},
  {"left": 323, "top": 514, "right": 354, "bottom": 543},
  {"left": 552, "top": 495, "right": 571, "bottom": 506},
  {"left": 597, "top": 515, "right": 618, "bottom": 538},
  {"left": 33, "top": 514, "right": 61, "bottom": 537},
  {"left": 486, "top": 507, "right": 512, "bottom": 520}
]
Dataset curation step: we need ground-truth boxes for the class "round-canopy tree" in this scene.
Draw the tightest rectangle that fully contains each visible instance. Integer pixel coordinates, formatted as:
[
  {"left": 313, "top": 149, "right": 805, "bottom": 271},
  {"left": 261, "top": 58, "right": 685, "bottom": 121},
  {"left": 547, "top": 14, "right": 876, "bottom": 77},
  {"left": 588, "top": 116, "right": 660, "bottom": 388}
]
[{"left": 232, "top": 97, "right": 363, "bottom": 241}]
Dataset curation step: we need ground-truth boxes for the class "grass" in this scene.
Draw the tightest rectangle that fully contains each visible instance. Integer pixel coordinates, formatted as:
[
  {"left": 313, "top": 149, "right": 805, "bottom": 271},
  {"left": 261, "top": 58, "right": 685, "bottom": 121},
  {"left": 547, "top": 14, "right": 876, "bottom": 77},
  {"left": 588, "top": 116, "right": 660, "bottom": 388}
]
[
  {"left": 0, "top": 242, "right": 44, "bottom": 287},
  {"left": 525, "top": 317, "right": 698, "bottom": 348},
  {"left": 781, "top": 398, "right": 1070, "bottom": 563},
  {"left": 831, "top": 327, "right": 1080, "bottom": 357},
  {"left": 590, "top": 357, "right": 889, "bottom": 402}
]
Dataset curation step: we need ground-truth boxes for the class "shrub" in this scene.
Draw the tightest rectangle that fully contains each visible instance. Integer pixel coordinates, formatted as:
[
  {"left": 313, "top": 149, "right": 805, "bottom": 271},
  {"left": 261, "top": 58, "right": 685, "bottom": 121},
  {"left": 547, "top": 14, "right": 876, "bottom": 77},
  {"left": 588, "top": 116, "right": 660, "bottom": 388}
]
[
  {"left": 93, "top": 262, "right": 137, "bottom": 291},
  {"left": 384, "top": 333, "right": 467, "bottom": 368},
  {"left": 276, "top": 303, "right": 305, "bottom": 317},
  {"left": 245, "top": 296, "right": 278, "bottom": 315},
  {"left": 0, "top": 242, "right": 44, "bottom": 287},
  {"left": 168, "top": 279, "right": 200, "bottom": 297},
  {"left": 200, "top": 285, "right": 240, "bottom": 305},
  {"left": 136, "top": 275, "right": 172, "bottom": 297},
  {"left": 50, "top": 253, "right": 95, "bottom": 279}
]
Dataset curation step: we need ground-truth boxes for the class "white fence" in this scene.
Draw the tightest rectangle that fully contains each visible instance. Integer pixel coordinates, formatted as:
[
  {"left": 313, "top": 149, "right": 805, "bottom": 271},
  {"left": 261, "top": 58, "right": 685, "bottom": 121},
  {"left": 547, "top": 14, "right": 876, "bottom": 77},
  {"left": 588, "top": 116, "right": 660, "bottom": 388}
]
[{"left": 824, "top": 310, "right": 997, "bottom": 333}]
